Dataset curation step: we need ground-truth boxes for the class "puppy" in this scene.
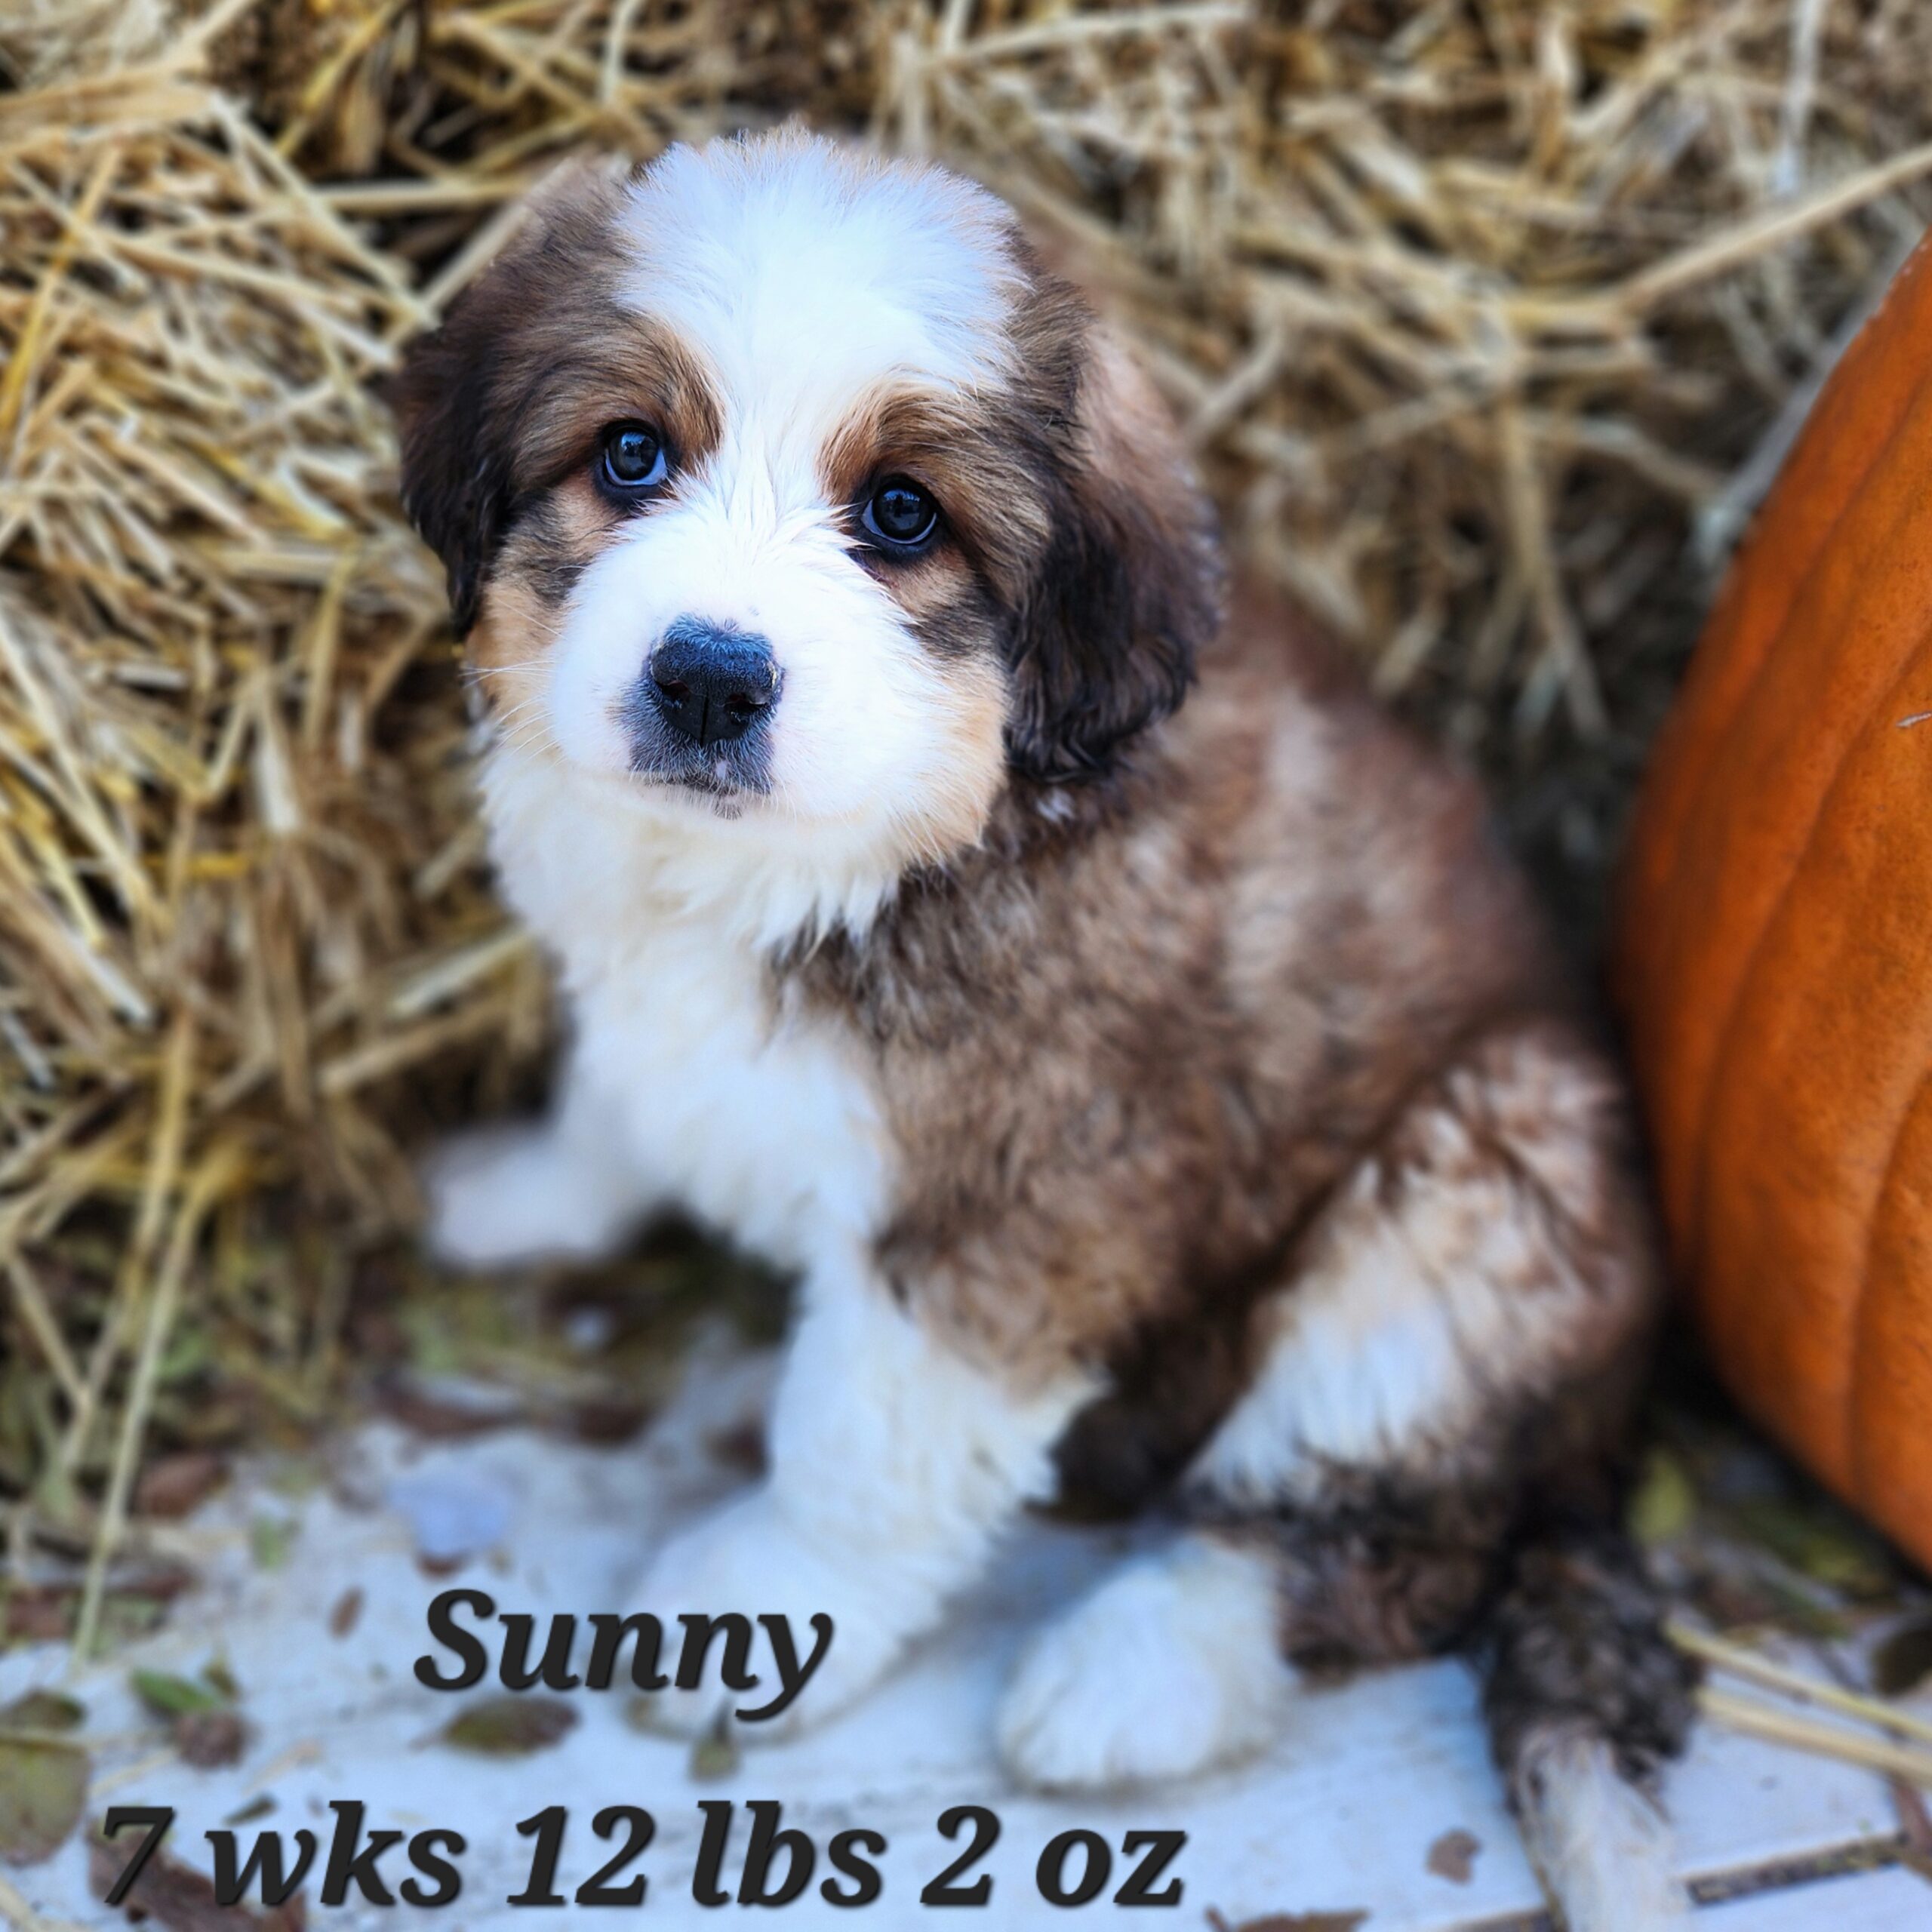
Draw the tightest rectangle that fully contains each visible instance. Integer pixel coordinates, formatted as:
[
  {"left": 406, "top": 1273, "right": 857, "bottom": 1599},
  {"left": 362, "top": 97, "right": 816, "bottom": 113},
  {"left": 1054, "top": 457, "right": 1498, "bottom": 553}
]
[{"left": 395, "top": 132, "right": 1695, "bottom": 1928}]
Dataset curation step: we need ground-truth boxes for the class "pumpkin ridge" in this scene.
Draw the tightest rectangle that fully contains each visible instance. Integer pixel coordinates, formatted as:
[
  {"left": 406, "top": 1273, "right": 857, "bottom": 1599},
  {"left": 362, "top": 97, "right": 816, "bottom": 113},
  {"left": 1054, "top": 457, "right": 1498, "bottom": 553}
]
[
  {"left": 1845, "top": 1064, "right": 1932, "bottom": 1513},
  {"left": 1625, "top": 429, "right": 1883, "bottom": 1239},
  {"left": 1621, "top": 245, "right": 1932, "bottom": 977},
  {"left": 1616, "top": 245, "right": 1932, "bottom": 1155},
  {"left": 1684, "top": 603, "right": 1932, "bottom": 1284},
  {"left": 1669, "top": 423, "right": 1932, "bottom": 1276},
  {"left": 1692, "top": 619, "right": 1932, "bottom": 1486}
]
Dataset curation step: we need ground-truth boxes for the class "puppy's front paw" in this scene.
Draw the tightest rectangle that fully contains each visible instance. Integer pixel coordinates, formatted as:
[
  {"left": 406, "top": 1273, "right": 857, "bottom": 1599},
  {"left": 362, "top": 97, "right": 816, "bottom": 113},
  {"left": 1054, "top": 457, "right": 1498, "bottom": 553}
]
[
  {"left": 632, "top": 1493, "right": 909, "bottom": 1741},
  {"left": 997, "top": 1540, "right": 1292, "bottom": 1792},
  {"left": 421, "top": 1126, "right": 639, "bottom": 1272}
]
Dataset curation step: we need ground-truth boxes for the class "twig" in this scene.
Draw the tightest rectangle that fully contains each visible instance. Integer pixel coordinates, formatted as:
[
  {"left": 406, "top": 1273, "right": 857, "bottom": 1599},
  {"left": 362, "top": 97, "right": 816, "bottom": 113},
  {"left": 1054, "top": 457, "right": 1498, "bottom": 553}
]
[
  {"left": 1700, "top": 1687, "right": 1932, "bottom": 1788},
  {"left": 69, "top": 1137, "right": 236, "bottom": 1666},
  {"left": 1620, "top": 139, "right": 1932, "bottom": 313},
  {"left": 1671, "top": 1621, "right": 1932, "bottom": 1752}
]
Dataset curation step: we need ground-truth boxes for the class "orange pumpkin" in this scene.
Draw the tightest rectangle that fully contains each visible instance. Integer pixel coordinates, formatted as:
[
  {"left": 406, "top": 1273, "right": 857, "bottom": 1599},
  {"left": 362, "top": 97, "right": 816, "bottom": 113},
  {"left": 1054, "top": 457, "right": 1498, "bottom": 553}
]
[{"left": 1615, "top": 235, "right": 1932, "bottom": 1571}]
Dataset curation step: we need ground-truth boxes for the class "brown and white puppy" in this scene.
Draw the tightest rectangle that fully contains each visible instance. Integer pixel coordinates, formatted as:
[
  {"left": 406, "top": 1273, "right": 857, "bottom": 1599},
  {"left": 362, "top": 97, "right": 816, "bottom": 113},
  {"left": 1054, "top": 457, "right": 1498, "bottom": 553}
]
[{"left": 395, "top": 132, "right": 1695, "bottom": 1929}]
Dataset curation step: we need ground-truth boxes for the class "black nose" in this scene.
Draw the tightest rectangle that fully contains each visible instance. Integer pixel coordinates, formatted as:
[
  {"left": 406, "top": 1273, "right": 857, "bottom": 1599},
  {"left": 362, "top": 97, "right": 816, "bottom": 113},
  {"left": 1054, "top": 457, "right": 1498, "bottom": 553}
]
[{"left": 645, "top": 619, "right": 780, "bottom": 748}]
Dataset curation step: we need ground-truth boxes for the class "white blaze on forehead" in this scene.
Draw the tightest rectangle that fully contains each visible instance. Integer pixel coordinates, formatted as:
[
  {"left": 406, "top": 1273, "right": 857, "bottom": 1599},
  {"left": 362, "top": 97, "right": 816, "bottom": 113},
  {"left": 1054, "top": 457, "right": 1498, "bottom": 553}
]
[
  {"left": 617, "top": 132, "right": 1021, "bottom": 438},
  {"left": 531, "top": 131, "right": 1014, "bottom": 898}
]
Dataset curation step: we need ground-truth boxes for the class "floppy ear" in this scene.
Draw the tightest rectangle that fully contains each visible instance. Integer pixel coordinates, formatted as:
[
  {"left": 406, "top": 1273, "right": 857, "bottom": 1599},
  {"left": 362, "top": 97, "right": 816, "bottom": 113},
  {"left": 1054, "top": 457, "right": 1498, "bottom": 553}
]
[
  {"left": 391, "top": 285, "right": 515, "bottom": 636},
  {"left": 390, "top": 156, "right": 629, "bottom": 635},
  {"left": 1004, "top": 318, "right": 1222, "bottom": 783}
]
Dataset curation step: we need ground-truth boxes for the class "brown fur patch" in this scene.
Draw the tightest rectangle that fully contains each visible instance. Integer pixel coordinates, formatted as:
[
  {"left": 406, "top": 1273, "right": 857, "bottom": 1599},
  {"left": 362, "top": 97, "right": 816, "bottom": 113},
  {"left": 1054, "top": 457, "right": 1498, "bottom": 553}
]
[
  {"left": 820, "top": 385, "right": 1052, "bottom": 598},
  {"left": 503, "top": 315, "right": 722, "bottom": 500},
  {"left": 817, "top": 256, "right": 1218, "bottom": 779},
  {"left": 783, "top": 554, "right": 1678, "bottom": 1768},
  {"left": 995, "top": 254, "right": 1220, "bottom": 780},
  {"left": 393, "top": 158, "right": 722, "bottom": 639},
  {"left": 792, "top": 591, "right": 1577, "bottom": 1377}
]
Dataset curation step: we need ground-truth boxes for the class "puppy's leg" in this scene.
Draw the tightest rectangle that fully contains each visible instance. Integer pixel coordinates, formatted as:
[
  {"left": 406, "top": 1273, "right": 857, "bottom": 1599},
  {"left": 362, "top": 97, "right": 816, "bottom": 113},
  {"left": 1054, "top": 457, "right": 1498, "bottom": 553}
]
[
  {"left": 637, "top": 1257, "right": 1093, "bottom": 1736},
  {"left": 1211, "top": 1023, "right": 1692, "bottom": 1930},
  {"left": 423, "top": 1035, "right": 658, "bottom": 1269},
  {"left": 1007, "top": 1024, "right": 1694, "bottom": 1927},
  {"left": 997, "top": 1531, "right": 1294, "bottom": 1789}
]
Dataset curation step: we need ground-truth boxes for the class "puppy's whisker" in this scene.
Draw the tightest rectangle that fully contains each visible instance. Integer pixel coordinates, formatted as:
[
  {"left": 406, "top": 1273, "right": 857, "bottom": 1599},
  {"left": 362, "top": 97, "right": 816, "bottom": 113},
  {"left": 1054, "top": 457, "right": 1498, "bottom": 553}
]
[{"left": 462, "top": 659, "right": 548, "bottom": 683}]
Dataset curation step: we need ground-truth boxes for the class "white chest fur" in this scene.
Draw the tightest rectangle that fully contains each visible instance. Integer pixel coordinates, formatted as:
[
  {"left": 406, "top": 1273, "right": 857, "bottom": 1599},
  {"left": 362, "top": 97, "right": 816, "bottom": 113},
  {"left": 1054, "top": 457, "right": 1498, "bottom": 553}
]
[{"left": 476, "top": 746, "right": 891, "bottom": 1274}]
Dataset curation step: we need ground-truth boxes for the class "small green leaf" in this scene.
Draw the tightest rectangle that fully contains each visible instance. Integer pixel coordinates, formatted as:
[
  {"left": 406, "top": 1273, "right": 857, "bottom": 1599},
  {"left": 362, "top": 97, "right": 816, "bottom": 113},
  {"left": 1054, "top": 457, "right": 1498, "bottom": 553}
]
[
  {"left": 131, "top": 1669, "right": 226, "bottom": 1718},
  {"left": 439, "top": 1696, "right": 577, "bottom": 1757},
  {"left": 689, "top": 1708, "right": 740, "bottom": 1782},
  {"left": 249, "top": 1516, "right": 295, "bottom": 1571},
  {"left": 0, "top": 1737, "right": 87, "bottom": 1865},
  {"left": 1730, "top": 1497, "right": 1891, "bottom": 1595},
  {"left": 1629, "top": 1450, "right": 1696, "bottom": 1546}
]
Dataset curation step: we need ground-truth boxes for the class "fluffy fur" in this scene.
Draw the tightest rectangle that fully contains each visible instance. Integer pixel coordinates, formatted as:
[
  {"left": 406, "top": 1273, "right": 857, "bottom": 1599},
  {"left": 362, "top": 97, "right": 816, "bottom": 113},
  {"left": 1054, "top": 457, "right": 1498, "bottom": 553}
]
[
  {"left": 395, "top": 130, "right": 1697, "bottom": 1928},
  {"left": 998, "top": 1535, "right": 1296, "bottom": 1789}
]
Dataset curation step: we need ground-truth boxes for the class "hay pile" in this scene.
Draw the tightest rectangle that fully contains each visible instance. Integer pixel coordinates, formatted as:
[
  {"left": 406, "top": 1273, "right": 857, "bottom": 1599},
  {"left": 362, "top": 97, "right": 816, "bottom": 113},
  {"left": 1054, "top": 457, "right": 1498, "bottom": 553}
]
[{"left": 3, "top": 0, "right": 1931, "bottom": 1641}]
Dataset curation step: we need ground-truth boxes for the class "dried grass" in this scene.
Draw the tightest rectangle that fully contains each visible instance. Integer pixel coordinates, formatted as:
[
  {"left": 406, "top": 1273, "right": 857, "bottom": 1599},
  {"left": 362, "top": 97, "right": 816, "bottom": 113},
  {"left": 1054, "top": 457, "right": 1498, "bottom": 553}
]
[{"left": 2, "top": 0, "right": 1931, "bottom": 1635}]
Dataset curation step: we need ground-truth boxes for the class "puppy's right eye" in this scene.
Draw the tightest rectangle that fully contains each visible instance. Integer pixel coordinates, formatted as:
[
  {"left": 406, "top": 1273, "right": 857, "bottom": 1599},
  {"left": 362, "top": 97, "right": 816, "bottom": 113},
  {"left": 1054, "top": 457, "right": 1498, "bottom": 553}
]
[{"left": 598, "top": 422, "right": 669, "bottom": 497}]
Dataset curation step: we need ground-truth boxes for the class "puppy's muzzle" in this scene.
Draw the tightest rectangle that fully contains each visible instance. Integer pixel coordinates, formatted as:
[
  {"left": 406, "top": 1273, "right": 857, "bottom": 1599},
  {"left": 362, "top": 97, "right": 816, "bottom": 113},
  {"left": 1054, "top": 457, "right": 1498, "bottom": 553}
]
[{"left": 645, "top": 619, "right": 780, "bottom": 749}]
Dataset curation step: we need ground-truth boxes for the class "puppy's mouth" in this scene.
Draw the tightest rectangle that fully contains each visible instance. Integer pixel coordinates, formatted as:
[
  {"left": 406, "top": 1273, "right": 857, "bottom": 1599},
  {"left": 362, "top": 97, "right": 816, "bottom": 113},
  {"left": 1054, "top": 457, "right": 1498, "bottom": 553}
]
[{"left": 617, "top": 703, "right": 776, "bottom": 809}]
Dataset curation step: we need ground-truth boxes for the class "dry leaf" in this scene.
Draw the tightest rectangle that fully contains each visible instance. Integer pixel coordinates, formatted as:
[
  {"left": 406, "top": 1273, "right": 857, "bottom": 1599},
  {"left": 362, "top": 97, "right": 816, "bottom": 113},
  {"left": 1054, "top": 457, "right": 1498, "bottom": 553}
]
[
  {"left": 1204, "top": 1911, "right": 1368, "bottom": 1931},
  {"left": 174, "top": 1710, "right": 250, "bottom": 1770},
  {"left": 377, "top": 1386, "right": 518, "bottom": 1441},
  {"left": 1426, "top": 1828, "right": 1480, "bottom": 1884},
  {"left": 90, "top": 1835, "right": 306, "bottom": 1930},
  {"left": 4, "top": 1571, "right": 192, "bottom": 1648},
  {"left": 135, "top": 1452, "right": 229, "bottom": 1521},
  {"left": 0, "top": 1588, "right": 77, "bottom": 1646},
  {"left": 439, "top": 1695, "right": 577, "bottom": 1757},
  {"left": 328, "top": 1587, "right": 365, "bottom": 1639},
  {"left": 1872, "top": 1617, "right": 1932, "bottom": 1699},
  {"left": 0, "top": 1690, "right": 85, "bottom": 1734},
  {"left": 0, "top": 1736, "right": 88, "bottom": 1866}
]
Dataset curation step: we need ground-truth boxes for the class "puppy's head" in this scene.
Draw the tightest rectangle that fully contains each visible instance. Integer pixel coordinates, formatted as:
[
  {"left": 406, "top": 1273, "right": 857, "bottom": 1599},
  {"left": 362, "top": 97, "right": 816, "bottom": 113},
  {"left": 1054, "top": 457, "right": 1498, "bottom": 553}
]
[{"left": 395, "top": 132, "right": 1219, "bottom": 867}]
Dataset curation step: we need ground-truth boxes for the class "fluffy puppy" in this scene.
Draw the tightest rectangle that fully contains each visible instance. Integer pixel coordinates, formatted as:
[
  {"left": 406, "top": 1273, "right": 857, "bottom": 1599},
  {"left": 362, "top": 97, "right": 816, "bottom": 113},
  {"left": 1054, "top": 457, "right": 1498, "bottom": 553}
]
[{"left": 395, "top": 132, "right": 1695, "bottom": 1928}]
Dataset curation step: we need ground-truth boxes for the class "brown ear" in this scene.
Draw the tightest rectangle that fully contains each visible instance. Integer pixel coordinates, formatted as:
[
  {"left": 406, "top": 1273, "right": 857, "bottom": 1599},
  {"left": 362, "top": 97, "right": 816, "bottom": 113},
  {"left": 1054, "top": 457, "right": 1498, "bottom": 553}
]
[
  {"left": 1004, "top": 320, "right": 1222, "bottom": 782},
  {"left": 390, "top": 157, "right": 629, "bottom": 634}
]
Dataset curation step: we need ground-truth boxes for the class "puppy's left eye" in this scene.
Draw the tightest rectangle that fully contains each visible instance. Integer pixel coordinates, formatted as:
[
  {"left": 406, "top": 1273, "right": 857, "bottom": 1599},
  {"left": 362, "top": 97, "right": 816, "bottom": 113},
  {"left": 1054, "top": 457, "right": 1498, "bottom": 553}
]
[
  {"left": 860, "top": 476, "right": 940, "bottom": 553},
  {"left": 598, "top": 421, "right": 669, "bottom": 497}
]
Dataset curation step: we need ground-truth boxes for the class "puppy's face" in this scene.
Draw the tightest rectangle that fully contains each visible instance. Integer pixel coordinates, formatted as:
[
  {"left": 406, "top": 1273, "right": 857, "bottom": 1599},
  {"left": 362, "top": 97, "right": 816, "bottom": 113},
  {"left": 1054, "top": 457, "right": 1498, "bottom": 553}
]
[{"left": 396, "top": 134, "right": 1218, "bottom": 870}]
